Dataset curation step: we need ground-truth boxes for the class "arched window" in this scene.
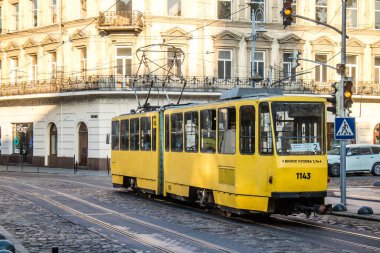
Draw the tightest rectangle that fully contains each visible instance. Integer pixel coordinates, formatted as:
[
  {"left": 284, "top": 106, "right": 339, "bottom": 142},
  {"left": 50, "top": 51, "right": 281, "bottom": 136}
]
[
  {"left": 50, "top": 124, "right": 57, "bottom": 155},
  {"left": 374, "top": 123, "right": 380, "bottom": 144}
]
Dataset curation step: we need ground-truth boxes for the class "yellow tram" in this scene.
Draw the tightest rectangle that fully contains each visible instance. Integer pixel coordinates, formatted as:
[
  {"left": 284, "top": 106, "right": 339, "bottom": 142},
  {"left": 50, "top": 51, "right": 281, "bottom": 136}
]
[{"left": 111, "top": 88, "right": 330, "bottom": 215}]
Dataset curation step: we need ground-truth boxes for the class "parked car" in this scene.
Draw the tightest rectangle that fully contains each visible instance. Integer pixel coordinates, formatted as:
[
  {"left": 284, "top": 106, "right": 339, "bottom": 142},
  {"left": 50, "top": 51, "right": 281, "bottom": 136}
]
[{"left": 327, "top": 144, "right": 380, "bottom": 177}]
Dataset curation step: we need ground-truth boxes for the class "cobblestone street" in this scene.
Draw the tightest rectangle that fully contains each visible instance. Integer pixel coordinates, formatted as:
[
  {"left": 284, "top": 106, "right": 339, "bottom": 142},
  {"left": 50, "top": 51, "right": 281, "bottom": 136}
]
[{"left": 0, "top": 171, "right": 378, "bottom": 253}]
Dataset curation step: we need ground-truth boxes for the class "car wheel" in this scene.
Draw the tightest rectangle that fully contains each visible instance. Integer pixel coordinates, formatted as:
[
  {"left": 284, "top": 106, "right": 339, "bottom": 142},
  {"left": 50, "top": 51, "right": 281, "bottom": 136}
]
[
  {"left": 329, "top": 164, "right": 340, "bottom": 177},
  {"left": 371, "top": 162, "right": 380, "bottom": 176}
]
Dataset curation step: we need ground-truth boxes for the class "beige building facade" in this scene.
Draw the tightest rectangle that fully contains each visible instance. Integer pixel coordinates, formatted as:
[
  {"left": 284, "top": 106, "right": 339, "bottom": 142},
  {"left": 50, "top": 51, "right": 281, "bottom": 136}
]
[{"left": 0, "top": 0, "right": 380, "bottom": 169}]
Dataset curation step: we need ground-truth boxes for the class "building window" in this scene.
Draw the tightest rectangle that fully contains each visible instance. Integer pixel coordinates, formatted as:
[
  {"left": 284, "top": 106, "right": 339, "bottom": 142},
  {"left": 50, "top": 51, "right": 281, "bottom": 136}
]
[
  {"left": 168, "top": 0, "right": 181, "bottom": 16},
  {"left": 315, "top": 54, "right": 327, "bottom": 82},
  {"left": 51, "top": 0, "right": 57, "bottom": 23},
  {"left": 13, "top": 3, "right": 19, "bottom": 31},
  {"left": 292, "top": 0, "right": 297, "bottom": 23},
  {"left": 218, "top": 0, "right": 231, "bottom": 20},
  {"left": 218, "top": 50, "right": 232, "bottom": 79},
  {"left": 185, "top": 111, "right": 198, "bottom": 152},
  {"left": 49, "top": 52, "right": 57, "bottom": 79},
  {"left": 218, "top": 107, "right": 236, "bottom": 154},
  {"left": 116, "top": 0, "right": 131, "bottom": 12},
  {"left": 50, "top": 124, "right": 57, "bottom": 155},
  {"left": 375, "top": 57, "right": 380, "bottom": 83},
  {"left": 140, "top": 117, "right": 151, "bottom": 151},
  {"left": 10, "top": 57, "right": 18, "bottom": 84},
  {"left": 283, "top": 53, "right": 296, "bottom": 81},
  {"left": 115, "top": 47, "right": 132, "bottom": 87},
  {"left": 81, "top": 0, "right": 87, "bottom": 18},
  {"left": 251, "top": 0, "right": 264, "bottom": 22},
  {"left": 316, "top": 0, "right": 327, "bottom": 23},
  {"left": 346, "top": 55, "right": 357, "bottom": 83},
  {"left": 0, "top": 7, "right": 2, "bottom": 34},
  {"left": 13, "top": 123, "right": 33, "bottom": 157},
  {"left": 167, "top": 47, "right": 182, "bottom": 76},
  {"left": 200, "top": 109, "right": 216, "bottom": 153},
  {"left": 347, "top": 0, "right": 357, "bottom": 28},
  {"left": 240, "top": 105, "right": 255, "bottom": 154},
  {"left": 253, "top": 51, "right": 265, "bottom": 79},
  {"left": 376, "top": 1, "right": 380, "bottom": 29},
  {"left": 171, "top": 113, "right": 183, "bottom": 152},
  {"left": 79, "top": 47, "right": 87, "bottom": 77},
  {"left": 33, "top": 0, "right": 38, "bottom": 27},
  {"left": 30, "top": 55, "right": 38, "bottom": 82}
]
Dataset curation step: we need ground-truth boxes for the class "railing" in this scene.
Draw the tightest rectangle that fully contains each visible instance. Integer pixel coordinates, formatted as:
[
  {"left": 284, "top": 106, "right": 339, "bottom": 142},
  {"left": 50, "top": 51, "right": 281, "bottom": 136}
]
[
  {"left": 98, "top": 10, "right": 143, "bottom": 28},
  {"left": 1, "top": 75, "right": 380, "bottom": 97}
]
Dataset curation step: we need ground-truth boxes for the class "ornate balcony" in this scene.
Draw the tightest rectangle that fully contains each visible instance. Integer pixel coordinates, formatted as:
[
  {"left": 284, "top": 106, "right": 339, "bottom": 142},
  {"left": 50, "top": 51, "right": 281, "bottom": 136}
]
[
  {"left": 0, "top": 75, "right": 380, "bottom": 97},
  {"left": 98, "top": 10, "right": 143, "bottom": 35}
]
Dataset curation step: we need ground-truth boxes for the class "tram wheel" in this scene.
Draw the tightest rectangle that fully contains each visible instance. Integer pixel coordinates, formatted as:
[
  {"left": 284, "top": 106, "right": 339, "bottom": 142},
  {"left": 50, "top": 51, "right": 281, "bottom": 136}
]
[{"left": 223, "top": 211, "right": 232, "bottom": 218}]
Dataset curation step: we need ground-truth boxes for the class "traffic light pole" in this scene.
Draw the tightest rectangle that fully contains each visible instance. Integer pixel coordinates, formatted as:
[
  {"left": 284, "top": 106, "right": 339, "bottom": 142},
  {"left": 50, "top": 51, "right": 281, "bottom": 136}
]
[{"left": 340, "top": 0, "right": 347, "bottom": 206}]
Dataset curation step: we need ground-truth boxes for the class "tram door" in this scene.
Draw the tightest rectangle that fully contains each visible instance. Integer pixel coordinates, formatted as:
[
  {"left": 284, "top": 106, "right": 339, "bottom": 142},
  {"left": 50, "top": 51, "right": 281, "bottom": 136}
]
[{"left": 78, "top": 123, "right": 88, "bottom": 166}]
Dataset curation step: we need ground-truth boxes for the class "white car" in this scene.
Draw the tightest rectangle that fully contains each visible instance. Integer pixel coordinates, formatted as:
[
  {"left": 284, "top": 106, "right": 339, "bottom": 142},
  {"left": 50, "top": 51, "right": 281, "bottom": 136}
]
[{"left": 327, "top": 144, "right": 380, "bottom": 177}]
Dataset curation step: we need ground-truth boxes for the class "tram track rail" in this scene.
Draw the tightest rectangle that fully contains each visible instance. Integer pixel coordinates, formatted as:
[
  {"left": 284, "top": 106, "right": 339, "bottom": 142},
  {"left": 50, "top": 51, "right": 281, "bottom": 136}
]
[
  {"left": 0, "top": 180, "right": 237, "bottom": 253},
  {"left": 0, "top": 175, "right": 379, "bottom": 252}
]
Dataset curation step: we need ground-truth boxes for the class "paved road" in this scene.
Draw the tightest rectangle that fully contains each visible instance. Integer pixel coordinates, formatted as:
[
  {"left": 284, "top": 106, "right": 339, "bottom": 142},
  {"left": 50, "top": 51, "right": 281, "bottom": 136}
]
[{"left": 0, "top": 166, "right": 379, "bottom": 253}]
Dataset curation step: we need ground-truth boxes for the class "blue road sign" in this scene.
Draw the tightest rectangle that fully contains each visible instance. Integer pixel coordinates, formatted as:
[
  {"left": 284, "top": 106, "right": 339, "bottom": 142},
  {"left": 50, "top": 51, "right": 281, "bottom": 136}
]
[{"left": 334, "top": 117, "right": 355, "bottom": 140}]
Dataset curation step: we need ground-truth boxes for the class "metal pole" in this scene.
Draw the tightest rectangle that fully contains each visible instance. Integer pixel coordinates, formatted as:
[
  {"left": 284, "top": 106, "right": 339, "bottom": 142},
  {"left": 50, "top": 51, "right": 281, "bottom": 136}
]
[
  {"left": 340, "top": 0, "right": 347, "bottom": 206},
  {"left": 251, "top": 1, "right": 255, "bottom": 87}
]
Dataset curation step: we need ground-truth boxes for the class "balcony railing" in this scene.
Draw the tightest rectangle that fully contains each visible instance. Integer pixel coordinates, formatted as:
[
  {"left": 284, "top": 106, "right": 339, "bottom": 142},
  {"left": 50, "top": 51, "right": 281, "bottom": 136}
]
[
  {"left": 1, "top": 75, "right": 380, "bottom": 97},
  {"left": 98, "top": 10, "right": 143, "bottom": 32}
]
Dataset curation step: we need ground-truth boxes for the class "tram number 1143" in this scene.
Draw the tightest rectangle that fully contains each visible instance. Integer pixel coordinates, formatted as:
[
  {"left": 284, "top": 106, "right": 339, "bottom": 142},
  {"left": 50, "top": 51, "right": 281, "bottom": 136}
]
[{"left": 296, "top": 172, "right": 311, "bottom": 180}]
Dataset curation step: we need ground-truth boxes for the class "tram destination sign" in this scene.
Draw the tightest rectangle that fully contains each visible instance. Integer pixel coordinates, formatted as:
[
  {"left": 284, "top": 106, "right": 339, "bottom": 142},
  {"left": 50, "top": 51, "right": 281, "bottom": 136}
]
[{"left": 334, "top": 117, "right": 356, "bottom": 140}]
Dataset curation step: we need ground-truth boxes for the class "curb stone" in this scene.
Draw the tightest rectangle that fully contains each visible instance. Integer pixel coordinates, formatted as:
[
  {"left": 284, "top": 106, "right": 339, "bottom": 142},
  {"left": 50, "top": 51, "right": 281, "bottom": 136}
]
[{"left": 0, "top": 225, "right": 29, "bottom": 253}]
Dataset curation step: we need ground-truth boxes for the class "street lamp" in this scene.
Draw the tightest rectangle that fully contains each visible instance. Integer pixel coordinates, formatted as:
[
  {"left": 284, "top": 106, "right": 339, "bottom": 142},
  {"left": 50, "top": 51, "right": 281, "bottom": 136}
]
[{"left": 251, "top": 2, "right": 266, "bottom": 87}]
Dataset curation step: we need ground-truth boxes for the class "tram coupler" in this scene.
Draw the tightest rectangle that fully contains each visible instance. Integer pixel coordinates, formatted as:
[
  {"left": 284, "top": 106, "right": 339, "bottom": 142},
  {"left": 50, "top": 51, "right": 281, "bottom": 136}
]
[{"left": 314, "top": 204, "right": 332, "bottom": 215}]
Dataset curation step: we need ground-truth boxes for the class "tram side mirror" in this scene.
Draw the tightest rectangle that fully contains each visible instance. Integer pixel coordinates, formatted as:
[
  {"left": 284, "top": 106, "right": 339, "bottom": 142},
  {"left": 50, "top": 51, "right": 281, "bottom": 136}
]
[{"left": 106, "top": 133, "right": 110, "bottom": 144}]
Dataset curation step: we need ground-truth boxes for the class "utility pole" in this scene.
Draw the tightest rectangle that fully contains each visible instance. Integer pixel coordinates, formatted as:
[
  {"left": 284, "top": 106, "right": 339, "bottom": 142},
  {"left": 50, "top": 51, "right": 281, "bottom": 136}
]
[
  {"left": 250, "top": 1, "right": 265, "bottom": 87},
  {"left": 251, "top": 0, "right": 256, "bottom": 87},
  {"left": 340, "top": 0, "right": 347, "bottom": 206}
]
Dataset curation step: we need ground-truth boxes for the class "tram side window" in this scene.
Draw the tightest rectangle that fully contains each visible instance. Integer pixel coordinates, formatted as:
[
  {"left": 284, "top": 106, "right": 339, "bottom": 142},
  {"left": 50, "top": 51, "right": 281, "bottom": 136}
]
[
  {"left": 165, "top": 114, "right": 170, "bottom": 151},
  {"left": 171, "top": 113, "right": 183, "bottom": 152},
  {"left": 218, "top": 107, "right": 236, "bottom": 154},
  {"left": 140, "top": 117, "right": 151, "bottom": 151},
  {"left": 240, "top": 106, "right": 255, "bottom": 154},
  {"left": 185, "top": 111, "right": 198, "bottom": 152},
  {"left": 120, "top": 119, "right": 129, "bottom": 150},
  {"left": 259, "top": 103, "right": 273, "bottom": 154},
  {"left": 152, "top": 116, "right": 157, "bottom": 151},
  {"left": 200, "top": 109, "right": 216, "bottom": 153},
  {"left": 111, "top": 121, "right": 119, "bottom": 150},
  {"left": 130, "top": 118, "right": 139, "bottom": 151}
]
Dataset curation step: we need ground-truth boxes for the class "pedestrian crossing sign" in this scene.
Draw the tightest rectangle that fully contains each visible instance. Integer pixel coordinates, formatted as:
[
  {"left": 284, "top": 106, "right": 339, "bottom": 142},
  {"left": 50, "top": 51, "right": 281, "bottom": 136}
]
[{"left": 334, "top": 117, "right": 355, "bottom": 140}]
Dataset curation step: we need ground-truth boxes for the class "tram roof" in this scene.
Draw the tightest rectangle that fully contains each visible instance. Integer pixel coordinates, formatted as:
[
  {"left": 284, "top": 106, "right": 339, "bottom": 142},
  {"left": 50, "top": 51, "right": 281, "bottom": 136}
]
[{"left": 114, "top": 88, "right": 326, "bottom": 118}]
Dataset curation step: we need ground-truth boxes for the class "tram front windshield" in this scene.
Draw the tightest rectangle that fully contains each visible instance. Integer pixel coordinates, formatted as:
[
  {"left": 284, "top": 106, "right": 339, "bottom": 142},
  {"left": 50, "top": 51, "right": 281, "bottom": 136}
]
[{"left": 272, "top": 102, "right": 325, "bottom": 155}]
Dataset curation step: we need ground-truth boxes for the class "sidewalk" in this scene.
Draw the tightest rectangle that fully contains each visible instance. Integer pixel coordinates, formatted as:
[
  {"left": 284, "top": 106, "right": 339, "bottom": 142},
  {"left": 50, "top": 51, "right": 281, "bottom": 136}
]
[
  {"left": 0, "top": 164, "right": 110, "bottom": 177},
  {"left": 326, "top": 186, "right": 380, "bottom": 222}
]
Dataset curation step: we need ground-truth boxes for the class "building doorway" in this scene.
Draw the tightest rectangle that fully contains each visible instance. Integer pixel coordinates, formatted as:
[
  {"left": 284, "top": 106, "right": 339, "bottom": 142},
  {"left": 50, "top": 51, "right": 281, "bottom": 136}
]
[
  {"left": 374, "top": 123, "right": 380, "bottom": 144},
  {"left": 78, "top": 122, "right": 88, "bottom": 166}
]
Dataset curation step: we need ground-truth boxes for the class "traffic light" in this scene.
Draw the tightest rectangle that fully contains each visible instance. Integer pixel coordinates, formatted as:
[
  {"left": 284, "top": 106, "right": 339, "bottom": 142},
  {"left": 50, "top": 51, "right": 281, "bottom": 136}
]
[
  {"left": 343, "top": 77, "right": 353, "bottom": 109},
  {"left": 291, "top": 49, "right": 301, "bottom": 68},
  {"left": 281, "top": 0, "right": 293, "bottom": 28},
  {"left": 327, "top": 82, "right": 342, "bottom": 116}
]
